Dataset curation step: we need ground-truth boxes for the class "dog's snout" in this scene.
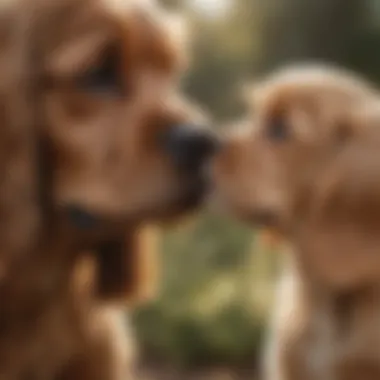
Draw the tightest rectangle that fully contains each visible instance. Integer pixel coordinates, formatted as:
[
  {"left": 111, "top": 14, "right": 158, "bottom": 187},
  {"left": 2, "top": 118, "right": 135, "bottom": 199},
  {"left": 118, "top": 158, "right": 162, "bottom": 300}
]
[{"left": 163, "top": 125, "right": 218, "bottom": 172}]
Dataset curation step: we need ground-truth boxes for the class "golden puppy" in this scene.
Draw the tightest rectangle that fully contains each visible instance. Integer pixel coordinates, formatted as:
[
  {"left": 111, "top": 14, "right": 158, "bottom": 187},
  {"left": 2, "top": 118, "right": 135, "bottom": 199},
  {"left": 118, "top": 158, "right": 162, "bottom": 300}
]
[
  {"left": 212, "top": 64, "right": 380, "bottom": 380},
  {"left": 0, "top": 0, "right": 216, "bottom": 379}
]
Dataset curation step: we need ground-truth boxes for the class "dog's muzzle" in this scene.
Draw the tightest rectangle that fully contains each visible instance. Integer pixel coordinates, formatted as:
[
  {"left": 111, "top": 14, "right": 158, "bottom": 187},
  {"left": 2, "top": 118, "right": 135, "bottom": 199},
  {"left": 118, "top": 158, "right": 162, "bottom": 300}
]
[{"left": 162, "top": 124, "right": 219, "bottom": 174}]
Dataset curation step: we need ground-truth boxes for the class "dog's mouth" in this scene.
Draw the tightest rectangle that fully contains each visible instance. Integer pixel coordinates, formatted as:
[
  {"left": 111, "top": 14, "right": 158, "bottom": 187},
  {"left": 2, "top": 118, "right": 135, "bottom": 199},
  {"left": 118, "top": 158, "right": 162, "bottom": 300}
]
[
  {"left": 61, "top": 167, "right": 212, "bottom": 228},
  {"left": 148, "top": 173, "right": 210, "bottom": 222},
  {"left": 179, "top": 172, "right": 210, "bottom": 207}
]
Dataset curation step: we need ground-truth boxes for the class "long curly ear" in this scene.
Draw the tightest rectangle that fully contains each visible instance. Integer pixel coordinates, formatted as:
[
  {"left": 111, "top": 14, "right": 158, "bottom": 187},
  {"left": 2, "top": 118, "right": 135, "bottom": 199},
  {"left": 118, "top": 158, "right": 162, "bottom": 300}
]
[
  {"left": 0, "top": 3, "right": 43, "bottom": 267},
  {"left": 94, "top": 225, "right": 160, "bottom": 304}
]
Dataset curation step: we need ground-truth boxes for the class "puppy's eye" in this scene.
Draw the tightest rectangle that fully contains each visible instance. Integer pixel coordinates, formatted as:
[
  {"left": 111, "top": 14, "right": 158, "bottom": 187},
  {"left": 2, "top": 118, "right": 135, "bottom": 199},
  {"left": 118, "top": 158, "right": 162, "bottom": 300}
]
[
  {"left": 266, "top": 117, "right": 289, "bottom": 141},
  {"left": 76, "top": 46, "right": 123, "bottom": 96}
]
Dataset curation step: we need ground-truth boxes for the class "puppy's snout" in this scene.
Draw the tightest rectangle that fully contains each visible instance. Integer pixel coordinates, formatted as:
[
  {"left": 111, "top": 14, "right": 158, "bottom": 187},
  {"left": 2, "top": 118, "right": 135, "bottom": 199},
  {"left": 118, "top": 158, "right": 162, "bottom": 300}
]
[{"left": 163, "top": 125, "right": 218, "bottom": 172}]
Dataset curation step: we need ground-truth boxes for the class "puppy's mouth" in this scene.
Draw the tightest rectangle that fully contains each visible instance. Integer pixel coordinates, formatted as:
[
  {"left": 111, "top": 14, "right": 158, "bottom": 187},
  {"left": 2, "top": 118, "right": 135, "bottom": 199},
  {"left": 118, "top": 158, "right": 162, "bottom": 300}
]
[{"left": 207, "top": 189, "right": 283, "bottom": 229}]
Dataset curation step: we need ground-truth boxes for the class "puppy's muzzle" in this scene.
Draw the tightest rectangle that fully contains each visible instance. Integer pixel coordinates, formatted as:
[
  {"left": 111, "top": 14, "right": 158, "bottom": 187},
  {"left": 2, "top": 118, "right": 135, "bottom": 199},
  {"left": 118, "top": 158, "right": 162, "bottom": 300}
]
[{"left": 163, "top": 125, "right": 218, "bottom": 173}]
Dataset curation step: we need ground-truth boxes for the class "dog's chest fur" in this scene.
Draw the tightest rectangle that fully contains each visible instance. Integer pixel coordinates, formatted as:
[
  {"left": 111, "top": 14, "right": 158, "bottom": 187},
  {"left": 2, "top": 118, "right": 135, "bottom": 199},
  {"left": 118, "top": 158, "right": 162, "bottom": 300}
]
[
  {"left": 266, "top": 258, "right": 380, "bottom": 380},
  {"left": 0, "top": 290, "right": 85, "bottom": 379},
  {"left": 0, "top": 255, "right": 98, "bottom": 379}
]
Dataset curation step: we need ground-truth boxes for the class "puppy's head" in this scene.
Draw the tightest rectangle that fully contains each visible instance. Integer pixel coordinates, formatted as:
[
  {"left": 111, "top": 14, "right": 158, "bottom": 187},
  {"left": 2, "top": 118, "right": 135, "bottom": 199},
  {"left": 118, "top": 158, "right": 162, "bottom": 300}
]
[
  {"left": 212, "top": 65, "right": 380, "bottom": 288},
  {"left": 212, "top": 65, "right": 376, "bottom": 232}
]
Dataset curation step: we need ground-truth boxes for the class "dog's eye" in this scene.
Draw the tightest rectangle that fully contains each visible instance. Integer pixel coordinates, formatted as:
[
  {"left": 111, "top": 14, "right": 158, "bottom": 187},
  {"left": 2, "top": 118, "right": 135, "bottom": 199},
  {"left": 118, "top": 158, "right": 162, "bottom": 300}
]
[
  {"left": 266, "top": 117, "right": 289, "bottom": 141},
  {"left": 76, "top": 46, "right": 123, "bottom": 96}
]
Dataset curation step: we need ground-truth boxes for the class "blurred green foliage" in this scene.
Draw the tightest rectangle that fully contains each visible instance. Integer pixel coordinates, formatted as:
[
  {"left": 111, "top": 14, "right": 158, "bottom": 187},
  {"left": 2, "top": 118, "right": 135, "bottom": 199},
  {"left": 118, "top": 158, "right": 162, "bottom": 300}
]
[
  {"left": 133, "top": 214, "right": 279, "bottom": 367},
  {"left": 134, "top": 0, "right": 380, "bottom": 369}
]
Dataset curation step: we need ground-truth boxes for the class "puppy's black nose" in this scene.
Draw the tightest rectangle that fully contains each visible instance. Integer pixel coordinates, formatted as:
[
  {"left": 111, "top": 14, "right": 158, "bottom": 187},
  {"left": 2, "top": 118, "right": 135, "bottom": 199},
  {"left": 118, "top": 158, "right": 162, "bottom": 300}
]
[{"left": 163, "top": 125, "right": 218, "bottom": 172}]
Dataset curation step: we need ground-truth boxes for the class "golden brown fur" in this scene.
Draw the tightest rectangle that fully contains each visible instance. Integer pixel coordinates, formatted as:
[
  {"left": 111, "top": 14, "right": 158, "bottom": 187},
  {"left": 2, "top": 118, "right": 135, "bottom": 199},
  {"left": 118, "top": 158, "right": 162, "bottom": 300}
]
[
  {"left": 0, "top": 0, "right": 214, "bottom": 378},
  {"left": 212, "top": 64, "right": 380, "bottom": 380}
]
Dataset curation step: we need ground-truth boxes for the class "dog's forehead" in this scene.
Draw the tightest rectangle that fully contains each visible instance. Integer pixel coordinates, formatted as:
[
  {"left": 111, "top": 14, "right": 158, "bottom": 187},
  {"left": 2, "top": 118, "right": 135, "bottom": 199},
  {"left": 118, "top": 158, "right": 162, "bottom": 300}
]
[
  {"left": 104, "top": 0, "right": 150, "bottom": 19},
  {"left": 38, "top": 0, "right": 145, "bottom": 30},
  {"left": 104, "top": 0, "right": 162, "bottom": 23},
  {"left": 253, "top": 67, "right": 374, "bottom": 112},
  {"left": 105, "top": 0, "right": 131, "bottom": 15}
]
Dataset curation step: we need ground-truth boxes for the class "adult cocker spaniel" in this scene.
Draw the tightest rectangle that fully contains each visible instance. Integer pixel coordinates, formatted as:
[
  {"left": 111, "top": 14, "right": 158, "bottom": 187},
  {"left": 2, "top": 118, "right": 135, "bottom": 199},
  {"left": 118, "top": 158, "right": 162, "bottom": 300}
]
[{"left": 0, "top": 0, "right": 216, "bottom": 379}]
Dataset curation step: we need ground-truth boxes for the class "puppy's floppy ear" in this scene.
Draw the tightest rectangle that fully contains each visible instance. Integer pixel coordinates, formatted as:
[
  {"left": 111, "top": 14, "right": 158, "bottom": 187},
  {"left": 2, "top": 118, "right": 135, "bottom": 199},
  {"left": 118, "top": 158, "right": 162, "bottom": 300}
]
[
  {"left": 305, "top": 145, "right": 380, "bottom": 288},
  {"left": 95, "top": 225, "right": 159, "bottom": 305}
]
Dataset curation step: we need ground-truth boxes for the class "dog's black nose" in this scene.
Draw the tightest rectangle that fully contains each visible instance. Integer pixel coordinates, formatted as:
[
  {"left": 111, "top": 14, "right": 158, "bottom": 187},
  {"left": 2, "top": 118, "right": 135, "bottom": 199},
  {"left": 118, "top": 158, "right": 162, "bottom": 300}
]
[{"left": 163, "top": 125, "right": 218, "bottom": 172}]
